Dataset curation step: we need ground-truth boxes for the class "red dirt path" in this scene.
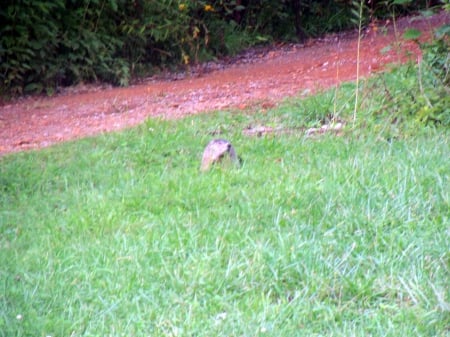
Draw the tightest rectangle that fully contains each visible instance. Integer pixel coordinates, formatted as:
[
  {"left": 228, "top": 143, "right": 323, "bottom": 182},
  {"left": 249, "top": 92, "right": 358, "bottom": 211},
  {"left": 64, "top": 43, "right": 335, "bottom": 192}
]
[{"left": 0, "top": 12, "right": 448, "bottom": 156}]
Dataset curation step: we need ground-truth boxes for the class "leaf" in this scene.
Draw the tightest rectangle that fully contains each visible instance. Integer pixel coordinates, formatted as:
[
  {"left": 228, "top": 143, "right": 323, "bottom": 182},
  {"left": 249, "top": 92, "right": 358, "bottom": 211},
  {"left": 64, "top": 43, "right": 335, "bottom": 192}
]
[
  {"left": 380, "top": 45, "right": 392, "bottom": 54},
  {"left": 419, "top": 9, "right": 435, "bottom": 18},
  {"left": 435, "top": 25, "right": 450, "bottom": 39},
  {"left": 392, "top": 0, "right": 412, "bottom": 5},
  {"left": 256, "top": 35, "right": 269, "bottom": 42},
  {"left": 350, "top": 8, "right": 360, "bottom": 19},
  {"left": 109, "top": 0, "right": 118, "bottom": 12},
  {"left": 24, "top": 82, "right": 43, "bottom": 93},
  {"left": 403, "top": 28, "right": 422, "bottom": 40}
]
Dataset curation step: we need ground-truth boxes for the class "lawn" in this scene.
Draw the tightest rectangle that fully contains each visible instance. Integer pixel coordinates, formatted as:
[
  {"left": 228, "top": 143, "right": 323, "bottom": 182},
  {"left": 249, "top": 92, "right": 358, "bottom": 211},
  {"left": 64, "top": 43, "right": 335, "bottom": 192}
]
[{"left": 1, "top": 67, "right": 449, "bottom": 336}]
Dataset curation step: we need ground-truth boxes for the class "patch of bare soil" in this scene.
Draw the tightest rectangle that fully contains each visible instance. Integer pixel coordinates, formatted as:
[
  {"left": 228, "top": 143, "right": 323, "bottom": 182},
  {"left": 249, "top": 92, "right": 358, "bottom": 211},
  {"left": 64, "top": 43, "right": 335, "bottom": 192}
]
[{"left": 0, "top": 12, "right": 448, "bottom": 155}]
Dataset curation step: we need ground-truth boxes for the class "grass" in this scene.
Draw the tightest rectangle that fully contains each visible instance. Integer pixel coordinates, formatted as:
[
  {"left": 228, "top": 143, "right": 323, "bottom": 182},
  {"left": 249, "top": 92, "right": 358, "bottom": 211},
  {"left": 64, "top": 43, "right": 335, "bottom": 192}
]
[{"left": 1, "top": 63, "right": 449, "bottom": 336}]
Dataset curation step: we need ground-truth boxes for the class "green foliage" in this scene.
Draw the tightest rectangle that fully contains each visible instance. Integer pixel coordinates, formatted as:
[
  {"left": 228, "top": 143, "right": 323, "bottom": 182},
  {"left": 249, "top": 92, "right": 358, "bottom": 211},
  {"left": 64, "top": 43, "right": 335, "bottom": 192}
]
[
  {"left": 358, "top": 59, "right": 449, "bottom": 130},
  {"left": 390, "top": 24, "right": 450, "bottom": 126},
  {"left": 416, "top": 33, "right": 450, "bottom": 125},
  {"left": 0, "top": 0, "right": 130, "bottom": 94},
  {"left": 0, "top": 0, "right": 63, "bottom": 95},
  {"left": 368, "top": 0, "right": 440, "bottom": 18},
  {"left": 421, "top": 28, "right": 450, "bottom": 87}
]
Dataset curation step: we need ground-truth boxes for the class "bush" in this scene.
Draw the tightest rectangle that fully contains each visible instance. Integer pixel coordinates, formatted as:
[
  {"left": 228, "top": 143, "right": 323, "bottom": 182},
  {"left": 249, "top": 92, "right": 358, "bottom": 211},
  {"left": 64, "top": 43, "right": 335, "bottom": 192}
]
[
  {"left": 360, "top": 24, "right": 449, "bottom": 129},
  {"left": 0, "top": 0, "right": 128, "bottom": 94},
  {"left": 0, "top": 0, "right": 64, "bottom": 95},
  {"left": 415, "top": 28, "right": 450, "bottom": 126}
]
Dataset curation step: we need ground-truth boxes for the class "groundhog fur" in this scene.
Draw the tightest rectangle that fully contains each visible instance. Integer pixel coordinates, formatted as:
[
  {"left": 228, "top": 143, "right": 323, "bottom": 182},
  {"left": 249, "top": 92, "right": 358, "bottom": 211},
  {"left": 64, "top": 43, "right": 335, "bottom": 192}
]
[{"left": 200, "top": 139, "right": 240, "bottom": 171}]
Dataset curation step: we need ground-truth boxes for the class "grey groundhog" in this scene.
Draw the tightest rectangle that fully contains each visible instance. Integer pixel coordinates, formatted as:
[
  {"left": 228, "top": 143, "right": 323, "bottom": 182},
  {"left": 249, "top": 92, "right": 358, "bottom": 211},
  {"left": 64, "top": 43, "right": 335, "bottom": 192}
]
[{"left": 200, "top": 139, "right": 240, "bottom": 171}]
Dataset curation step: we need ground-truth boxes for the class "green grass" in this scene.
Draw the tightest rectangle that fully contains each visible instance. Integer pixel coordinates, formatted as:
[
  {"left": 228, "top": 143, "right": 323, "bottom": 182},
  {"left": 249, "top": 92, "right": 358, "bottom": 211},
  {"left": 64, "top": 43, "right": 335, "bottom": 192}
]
[{"left": 1, "top": 65, "right": 449, "bottom": 336}]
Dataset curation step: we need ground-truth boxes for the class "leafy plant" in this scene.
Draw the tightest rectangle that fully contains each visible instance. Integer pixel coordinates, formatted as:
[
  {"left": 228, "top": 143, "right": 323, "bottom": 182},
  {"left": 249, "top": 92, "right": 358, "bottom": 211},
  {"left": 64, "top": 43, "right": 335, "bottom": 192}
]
[
  {"left": 415, "top": 34, "right": 450, "bottom": 125},
  {"left": 401, "top": 12, "right": 450, "bottom": 126}
]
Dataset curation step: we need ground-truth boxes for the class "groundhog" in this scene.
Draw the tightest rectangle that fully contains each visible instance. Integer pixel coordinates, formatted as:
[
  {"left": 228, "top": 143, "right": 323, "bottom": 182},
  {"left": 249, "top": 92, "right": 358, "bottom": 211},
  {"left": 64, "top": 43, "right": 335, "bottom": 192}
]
[{"left": 200, "top": 139, "right": 240, "bottom": 171}]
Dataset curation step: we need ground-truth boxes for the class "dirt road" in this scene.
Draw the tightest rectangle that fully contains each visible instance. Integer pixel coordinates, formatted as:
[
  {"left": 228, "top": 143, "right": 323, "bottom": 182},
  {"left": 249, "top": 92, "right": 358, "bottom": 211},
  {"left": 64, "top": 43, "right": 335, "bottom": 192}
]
[{"left": 0, "top": 11, "right": 448, "bottom": 155}]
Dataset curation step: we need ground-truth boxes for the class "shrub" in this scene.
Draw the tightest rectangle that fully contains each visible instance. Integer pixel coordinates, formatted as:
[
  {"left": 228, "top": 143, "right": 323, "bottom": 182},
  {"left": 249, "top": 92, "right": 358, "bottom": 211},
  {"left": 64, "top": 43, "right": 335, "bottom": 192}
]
[{"left": 415, "top": 27, "right": 450, "bottom": 126}]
